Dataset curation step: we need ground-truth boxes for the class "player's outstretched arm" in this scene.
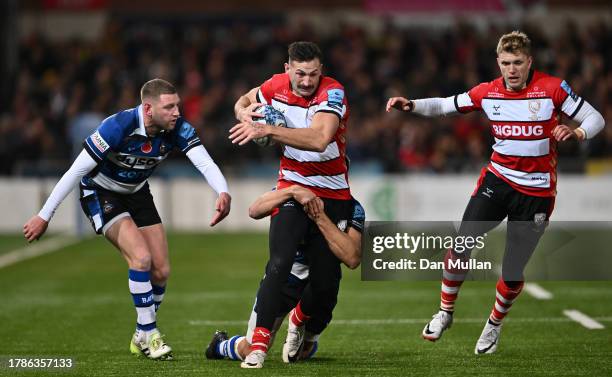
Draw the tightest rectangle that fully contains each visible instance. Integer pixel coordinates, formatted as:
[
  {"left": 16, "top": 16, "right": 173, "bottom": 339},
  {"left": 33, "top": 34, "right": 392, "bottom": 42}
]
[
  {"left": 248, "top": 186, "right": 316, "bottom": 220},
  {"left": 23, "top": 149, "right": 98, "bottom": 242},
  {"left": 185, "top": 145, "right": 231, "bottom": 226},
  {"left": 386, "top": 95, "right": 460, "bottom": 117},
  {"left": 305, "top": 198, "right": 362, "bottom": 269},
  {"left": 234, "top": 87, "right": 264, "bottom": 123}
]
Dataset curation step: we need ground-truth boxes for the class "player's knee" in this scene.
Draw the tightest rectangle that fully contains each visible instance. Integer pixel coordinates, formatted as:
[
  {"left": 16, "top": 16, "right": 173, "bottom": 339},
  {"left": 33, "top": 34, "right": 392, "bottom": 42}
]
[
  {"left": 151, "top": 264, "right": 170, "bottom": 283},
  {"left": 129, "top": 249, "right": 152, "bottom": 271},
  {"left": 311, "top": 282, "right": 340, "bottom": 304},
  {"left": 266, "top": 256, "right": 292, "bottom": 278}
]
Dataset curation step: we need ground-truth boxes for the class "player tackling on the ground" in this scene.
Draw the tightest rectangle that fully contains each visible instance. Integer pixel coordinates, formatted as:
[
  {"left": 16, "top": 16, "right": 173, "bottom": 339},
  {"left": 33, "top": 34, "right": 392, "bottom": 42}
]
[
  {"left": 230, "top": 41, "right": 354, "bottom": 368},
  {"left": 386, "top": 31, "right": 604, "bottom": 354},
  {"left": 23, "top": 78, "right": 231, "bottom": 360},
  {"left": 205, "top": 185, "right": 364, "bottom": 363}
]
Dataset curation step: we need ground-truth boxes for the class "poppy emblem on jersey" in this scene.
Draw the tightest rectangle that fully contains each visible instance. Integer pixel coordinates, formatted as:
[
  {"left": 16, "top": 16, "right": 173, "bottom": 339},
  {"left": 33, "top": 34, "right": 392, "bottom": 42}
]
[
  {"left": 141, "top": 141, "right": 153, "bottom": 154},
  {"left": 528, "top": 100, "right": 541, "bottom": 121}
]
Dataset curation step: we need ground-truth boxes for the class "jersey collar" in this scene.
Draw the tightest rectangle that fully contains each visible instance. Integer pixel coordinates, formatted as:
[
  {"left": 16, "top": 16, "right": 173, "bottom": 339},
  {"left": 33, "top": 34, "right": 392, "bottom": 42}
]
[{"left": 131, "top": 105, "right": 147, "bottom": 137}]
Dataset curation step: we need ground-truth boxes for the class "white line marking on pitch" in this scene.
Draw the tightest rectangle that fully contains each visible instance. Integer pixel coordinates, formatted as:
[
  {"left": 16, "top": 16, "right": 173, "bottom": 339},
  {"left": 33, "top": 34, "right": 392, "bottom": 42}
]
[
  {"left": 563, "top": 310, "right": 605, "bottom": 329},
  {"left": 524, "top": 283, "right": 553, "bottom": 300},
  {"left": 0, "top": 236, "right": 80, "bottom": 269},
  {"left": 188, "top": 316, "right": 612, "bottom": 327}
]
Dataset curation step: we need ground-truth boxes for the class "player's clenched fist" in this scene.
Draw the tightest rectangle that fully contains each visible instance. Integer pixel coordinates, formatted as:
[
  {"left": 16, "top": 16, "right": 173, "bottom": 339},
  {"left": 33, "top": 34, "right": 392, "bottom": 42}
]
[
  {"left": 551, "top": 124, "right": 581, "bottom": 142},
  {"left": 23, "top": 215, "right": 48, "bottom": 242}
]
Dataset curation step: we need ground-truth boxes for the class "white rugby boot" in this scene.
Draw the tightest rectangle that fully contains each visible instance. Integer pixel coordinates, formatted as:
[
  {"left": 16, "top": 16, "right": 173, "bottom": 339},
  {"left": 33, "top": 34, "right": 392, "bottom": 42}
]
[{"left": 422, "top": 310, "right": 453, "bottom": 341}]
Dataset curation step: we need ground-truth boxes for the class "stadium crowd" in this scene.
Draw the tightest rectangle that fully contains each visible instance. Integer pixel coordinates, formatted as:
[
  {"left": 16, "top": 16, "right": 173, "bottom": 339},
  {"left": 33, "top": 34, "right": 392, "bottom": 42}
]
[{"left": 1, "top": 17, "right": 610, "bottom": 176}]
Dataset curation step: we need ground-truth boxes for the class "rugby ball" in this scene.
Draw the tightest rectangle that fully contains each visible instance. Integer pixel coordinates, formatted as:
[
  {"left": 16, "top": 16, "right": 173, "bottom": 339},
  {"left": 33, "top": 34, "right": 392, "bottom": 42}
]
[{"left": 253, "top": 105, "right": 287, "bottom": 147}]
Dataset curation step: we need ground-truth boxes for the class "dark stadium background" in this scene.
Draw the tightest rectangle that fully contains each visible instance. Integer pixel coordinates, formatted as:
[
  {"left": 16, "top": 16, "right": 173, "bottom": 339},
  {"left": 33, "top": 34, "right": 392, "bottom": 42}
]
[{"left": 0, "top": 1, "right": 610, "bottom": 376}]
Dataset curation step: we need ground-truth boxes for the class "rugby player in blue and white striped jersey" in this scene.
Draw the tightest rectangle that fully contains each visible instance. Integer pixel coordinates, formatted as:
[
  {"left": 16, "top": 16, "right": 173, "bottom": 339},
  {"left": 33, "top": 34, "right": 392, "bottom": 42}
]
[{"left": 23, "top": 78, "right": 231, "bottom": 360}]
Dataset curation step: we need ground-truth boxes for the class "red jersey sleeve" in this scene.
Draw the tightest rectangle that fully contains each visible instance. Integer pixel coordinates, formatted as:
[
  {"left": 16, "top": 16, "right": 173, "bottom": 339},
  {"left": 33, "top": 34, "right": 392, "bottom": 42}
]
[
  {"left": 555, "top": 79, "right": 584, "bottom": 119},
  {"left": 459, "top": 82, "right": 489, "bottom": 113},
  {"left": 314, "top": 80, "right": 346, "bottom": 119},
  {"left": 256, "top": 77, "right": 274, "bottom": 104}
]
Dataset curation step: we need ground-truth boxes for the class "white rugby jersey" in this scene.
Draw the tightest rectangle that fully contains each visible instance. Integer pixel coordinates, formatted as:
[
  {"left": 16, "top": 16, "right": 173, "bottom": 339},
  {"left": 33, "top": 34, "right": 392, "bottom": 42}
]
[
  {"left": 257, "top": 73, "right": 351, "bottom": 200},
  {"left": 454, "top": 70, "right": 584, "bottom": 197}
]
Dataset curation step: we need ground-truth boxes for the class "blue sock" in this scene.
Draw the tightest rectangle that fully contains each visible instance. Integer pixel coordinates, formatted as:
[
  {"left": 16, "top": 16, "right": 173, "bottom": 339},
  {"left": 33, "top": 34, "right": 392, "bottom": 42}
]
[
  {"left": 128, "top": 269, "right": 156, "bottom": 331},
  {"left": 216, "top": 335, "right": 244, "bottom": 360},
  {"left": 152, "top": 284, "right": 166, "bottom": 312}
]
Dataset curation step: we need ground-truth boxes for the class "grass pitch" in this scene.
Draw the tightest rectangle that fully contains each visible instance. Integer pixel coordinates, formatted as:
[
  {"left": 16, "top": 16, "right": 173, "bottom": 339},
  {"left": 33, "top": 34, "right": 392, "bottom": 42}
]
[{"left": 0, "top": 232, "right": 611, "bottom": 376}]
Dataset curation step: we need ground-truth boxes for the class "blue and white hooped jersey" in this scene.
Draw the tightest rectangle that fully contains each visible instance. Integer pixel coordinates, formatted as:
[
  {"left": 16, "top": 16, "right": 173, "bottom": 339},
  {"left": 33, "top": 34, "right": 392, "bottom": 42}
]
[
  {"left": 82, "top": 105, "right": 201, "bottom": 193},
  {"left": 289, "top": 198, "right": 366, "bottom": 283}
]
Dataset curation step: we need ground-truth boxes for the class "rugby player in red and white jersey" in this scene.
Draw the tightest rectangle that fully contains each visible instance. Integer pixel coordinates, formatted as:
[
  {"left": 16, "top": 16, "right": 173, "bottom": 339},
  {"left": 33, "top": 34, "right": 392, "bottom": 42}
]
[
  {"left": 230, "top": 41, "right": 354, "bottom": 368},
  {"left": 387, "top": 31, "right": 605, "bottom": 355}
]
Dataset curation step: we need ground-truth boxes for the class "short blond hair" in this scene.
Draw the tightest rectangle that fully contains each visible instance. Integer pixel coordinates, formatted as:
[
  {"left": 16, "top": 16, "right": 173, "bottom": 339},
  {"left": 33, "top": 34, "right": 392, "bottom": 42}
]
[
  {"left": 140, "top": 78, "right": 176, "bottom": 102},
  {"left": 496, "top": 31, "right": 531, "bottom": 56}
]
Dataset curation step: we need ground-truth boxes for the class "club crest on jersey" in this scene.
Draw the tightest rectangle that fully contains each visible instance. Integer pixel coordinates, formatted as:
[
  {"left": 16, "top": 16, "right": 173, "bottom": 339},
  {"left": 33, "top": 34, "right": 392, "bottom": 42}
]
[
  {"left": 337, "top": 220, "right": 348, "bottom": 232},
  {"left": 159, "top": 144, "right": 167, "bottom": 154},
  {"left": 528, "top": 100, "right": 541, "bottom": 121},
  {"left": 492, "top": 105, "right": 501, "bottom": 116},
  {"left": 534, "top": 213, "right": 547, "bottom": 226},
  {"left": 141, "top": 141, "right": 153, "bottom": 154}
]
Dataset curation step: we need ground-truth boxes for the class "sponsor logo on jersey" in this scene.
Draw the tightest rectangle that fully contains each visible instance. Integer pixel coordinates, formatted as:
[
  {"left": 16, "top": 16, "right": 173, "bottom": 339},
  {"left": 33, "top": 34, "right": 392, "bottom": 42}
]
[
  {"left": 274, "top": 93, "right": 289, "bottom": 102},
  {"left": 141, "top": 141, "right": 153, "bottom": 153},
  {"left": 561, "top": 80, "right": 579, "bottom": 101},
  {"left": 91, "top": 131, "right": 110, "bottom": 153},
  {"left": 492, "top": 124, "right": 544, "bottom": 138},
  {"left": 327, "top": 88, "right": 344, "bottom": 110},
  {"left": 526, "top": 91, "right": 547, "bottom": 97},
  {"left": 111, "top": 153, "right": 164, "bottom": 169}
]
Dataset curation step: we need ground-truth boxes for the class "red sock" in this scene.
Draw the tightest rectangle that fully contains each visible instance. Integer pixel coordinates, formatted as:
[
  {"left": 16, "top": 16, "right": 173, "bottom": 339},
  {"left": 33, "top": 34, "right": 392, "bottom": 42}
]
[
  {"left": 250, "top": 327, "right": 271, "bottom": 353},
  {"left": 290, "top": 301, "right": 311, "bottom": 327},
  {"left": 440, "top": 249, "right": 468, "bottom": 312},
  {"left": 489, "top": 278, "right": 524, "bottom": 325}
]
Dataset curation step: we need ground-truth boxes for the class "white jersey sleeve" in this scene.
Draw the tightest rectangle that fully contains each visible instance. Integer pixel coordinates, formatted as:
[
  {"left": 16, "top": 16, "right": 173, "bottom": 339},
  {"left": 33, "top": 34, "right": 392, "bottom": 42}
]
[
  {"left": 186, "top": 145, "right": 229, "bottom": 195},
  {"left": 412, "top": 96, "right": 460, "bottom": 117},
  {"left": 38, "top": 150, "right": 98, "bottom": 221},
  {"left": 571, "top": 100, "right": 605, "bottom": 139}
]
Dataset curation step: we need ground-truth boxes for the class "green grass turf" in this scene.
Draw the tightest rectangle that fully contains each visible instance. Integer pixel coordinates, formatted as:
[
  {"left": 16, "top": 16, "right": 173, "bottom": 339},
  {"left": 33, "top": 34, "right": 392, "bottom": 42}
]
[
  {"left": 0, "top": 234, "right": 40, "bottom": 255},
  {"left": 0, "top": 232, "right": 611, "bottom": 376}
]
